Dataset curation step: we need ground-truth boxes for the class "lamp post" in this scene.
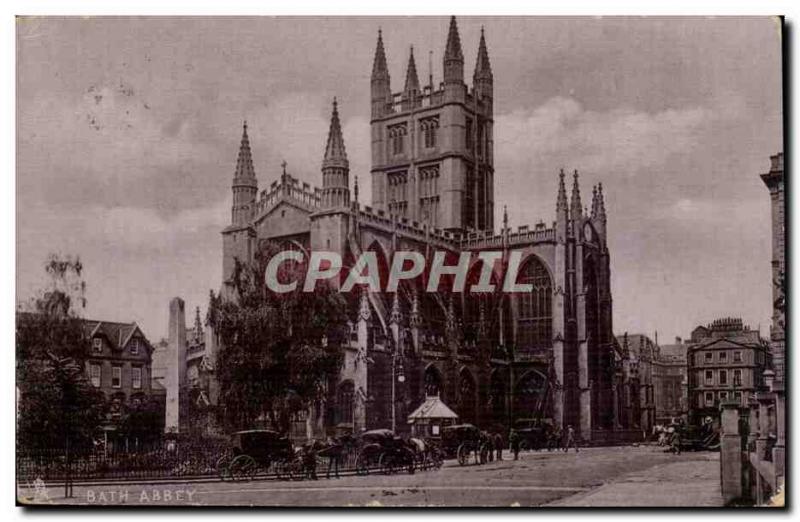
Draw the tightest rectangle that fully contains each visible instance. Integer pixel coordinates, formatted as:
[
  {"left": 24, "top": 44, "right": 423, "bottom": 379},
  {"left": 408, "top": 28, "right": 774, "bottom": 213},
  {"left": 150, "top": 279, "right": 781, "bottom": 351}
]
[{"left": 391, "top": 339, "right": 405, "bottom": 433}]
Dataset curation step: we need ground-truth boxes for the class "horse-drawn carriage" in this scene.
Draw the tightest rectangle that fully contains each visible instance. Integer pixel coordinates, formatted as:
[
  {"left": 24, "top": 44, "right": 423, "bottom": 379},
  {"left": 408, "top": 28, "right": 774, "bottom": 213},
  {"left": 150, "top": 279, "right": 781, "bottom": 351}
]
[
  {"left": 511, "top": 418, "right": 552, "bottom": 451},
  {"left": 216, "top": 429, "right": 303, "bottom": 481},
  {"left": 354, "top": 429, "right": 417, "bottom": 475},
  {"left": 441, "top": 424, "right": 493, "bottom": 466}
]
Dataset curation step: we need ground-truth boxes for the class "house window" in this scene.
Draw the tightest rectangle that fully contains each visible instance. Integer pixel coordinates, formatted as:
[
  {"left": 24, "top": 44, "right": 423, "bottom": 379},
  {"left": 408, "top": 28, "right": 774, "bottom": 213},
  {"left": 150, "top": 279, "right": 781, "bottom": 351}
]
[
  {"left": 733, "top": 351, "right": 742, "bottom": 363},
  {"left": 90, "top": 363, "right": 101, "bottom": 388},
  {"left": 130, "top": 338, "right": 139, "bottom": 355},
  {"left": 734, "top": 391, "right": 742, "bottom": 403},
  {"left": 93, "top": 338, "right": 102, "bottom": 353},
  {"left": 719, "top": 391, "right": 728, "bottom": 401},
  {"left": 111, "top": 366, "right": 122, "bottom": 389},
  {"left": 719, "top": 370, "right": 727, "bottom": 385},
  {"left": 705, "top": 370, "right": 713, "bottom": 385},
  {"left": 704, "top": 352, "right": 713, "bottom": 363},
  {"left": 132, "top": 367, "right": 142, "bottom": 389},
  {"left": 718, "top": 351, "right": 727, "bottom": 362},
  {"left": 705, "top": 392, "right": 714, "bottom": 406},
  {"left": 733, "top": 369, "right": 742, "bottom": 386}
]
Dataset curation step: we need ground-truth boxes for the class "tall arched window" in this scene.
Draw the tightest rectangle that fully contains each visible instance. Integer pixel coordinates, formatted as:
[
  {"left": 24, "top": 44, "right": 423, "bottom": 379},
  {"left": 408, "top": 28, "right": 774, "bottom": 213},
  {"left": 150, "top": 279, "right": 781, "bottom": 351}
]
[
  {"left": 424, "top": 366, "right": 443, "bottom": 397},
  {"left": 459, "top": 369, "right": 477, "bottom": 425},
  {"left": 516, "top": 257, "right": 553, "bottom": 352},
  {"left": 337, "top": 381, "right": 355, "bottom": 425},
  {"left": 489, "top": 371, "right": 507, "bottom": 424},
  {"left": 513, "top": 370, "right": 547, "bottom": 419}
]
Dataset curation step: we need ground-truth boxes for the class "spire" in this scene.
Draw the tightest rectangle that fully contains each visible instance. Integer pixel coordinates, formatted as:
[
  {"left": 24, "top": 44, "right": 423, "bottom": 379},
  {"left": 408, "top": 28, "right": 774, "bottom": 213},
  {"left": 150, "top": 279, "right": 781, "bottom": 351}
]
[
  {"left": 354, "top": 175, "right": 359, "bottom": 203},
  {"left": 474, "top": 26, "right": 493, "bottom": 81},
  {"left": 323, "top": 97, "right": 348, "bottom": 169},
  {"left": 591, "top": 185, "right": 599, "bottom": 220},
  {"left": 556, "top": 168, "right": 568, "bottom": 212},
  {"left": 503, "top": 204, "right": 509, "bottom": 231},
  {"left": 403, "top": 46, "right": 421, "bottom": 97},
  {"left": 234, "top": 121, "right": 256, "bottom": 181},
  {"left": 570, "top": 169, "right": 582, "bottom": 220},
  {"left": 371, "top": 28, "right": 392, "bottom": 118},
  {"left": 371, "top": 28, "right": 389, "bottom": 81},
  {"left": 443, "top": 15, "right": 464, "bottom": 85},
  {"left": 597, "top": 183, "right": 607, "bottom": 221},
  {"left": 321, "top": 98, "right": 350, "bottom": 208},
  {"left": 444, "top": 16, "right": 463, "bottom": 62}
]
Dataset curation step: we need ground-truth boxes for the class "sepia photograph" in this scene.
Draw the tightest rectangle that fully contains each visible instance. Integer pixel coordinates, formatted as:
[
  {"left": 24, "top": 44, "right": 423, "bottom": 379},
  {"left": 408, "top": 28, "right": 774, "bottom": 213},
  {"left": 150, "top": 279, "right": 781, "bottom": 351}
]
[{"left": 14, "top": 13, "right": 785, "bottom": 508}]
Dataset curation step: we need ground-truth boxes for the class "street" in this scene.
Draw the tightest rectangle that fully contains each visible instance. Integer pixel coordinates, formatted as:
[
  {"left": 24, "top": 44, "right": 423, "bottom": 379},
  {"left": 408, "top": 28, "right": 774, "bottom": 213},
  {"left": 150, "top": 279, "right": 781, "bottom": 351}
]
[{"left": 19, "top": 445, "right": 723, "bottom": 507}]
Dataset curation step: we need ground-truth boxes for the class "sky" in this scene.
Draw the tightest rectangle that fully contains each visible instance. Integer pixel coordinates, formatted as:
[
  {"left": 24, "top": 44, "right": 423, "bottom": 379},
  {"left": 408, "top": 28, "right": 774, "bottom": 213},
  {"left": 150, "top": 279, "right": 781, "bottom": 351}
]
[{"left": 16, "top": 16, "right": 783, "bottom": 343}]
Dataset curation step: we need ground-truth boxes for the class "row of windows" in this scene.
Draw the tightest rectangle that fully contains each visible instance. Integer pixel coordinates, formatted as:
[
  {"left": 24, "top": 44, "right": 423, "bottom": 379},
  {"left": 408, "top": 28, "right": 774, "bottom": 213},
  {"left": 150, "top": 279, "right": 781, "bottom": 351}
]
[
  {"left": 89, "top": 363, "right": 143, "bottom": 390},
  {"left": 702, "top": 368, "right": 743, "bottom": 386},
  {"left": 388, "top": 118, "right": 440, "bottom": 156},
  {"left": 93, "top": 337, "right": 141, "bottom": 355},
  {"left": 700, "top": 350, "right": 743, "bottom": 364},
  {"left": 699, "top": 390, "right": 745, "bottom": 407}
]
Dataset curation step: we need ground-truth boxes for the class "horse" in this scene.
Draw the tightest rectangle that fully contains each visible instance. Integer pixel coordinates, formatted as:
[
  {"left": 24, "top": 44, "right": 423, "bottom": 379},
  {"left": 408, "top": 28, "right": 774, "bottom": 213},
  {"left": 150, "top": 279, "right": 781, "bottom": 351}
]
[{"left": 316, "top": 434, "right": 357, "bottom": 479}]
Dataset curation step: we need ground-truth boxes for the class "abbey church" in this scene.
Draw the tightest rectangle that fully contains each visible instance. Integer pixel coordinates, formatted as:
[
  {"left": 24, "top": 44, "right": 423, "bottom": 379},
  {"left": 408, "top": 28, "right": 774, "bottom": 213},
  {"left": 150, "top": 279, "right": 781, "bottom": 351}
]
[{"left": 180, "top": 16, "right": 627, "bottom": 443}]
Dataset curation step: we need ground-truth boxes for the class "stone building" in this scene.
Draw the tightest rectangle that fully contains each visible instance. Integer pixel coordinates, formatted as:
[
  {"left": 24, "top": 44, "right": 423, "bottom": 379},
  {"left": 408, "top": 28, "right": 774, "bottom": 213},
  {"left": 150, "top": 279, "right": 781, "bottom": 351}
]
[
  {"left": 211, "top": 16, "right": 620, "bottom": 441},
  {"left": 745, "top": 152, "right": 785, "bottom": 503},
  {"left": 652, "top": 338, "right": 689, "bottom": 425},
  {"left": 163, "top": 297, "right": 220, "bottom": 436},
  {"left": 81, "top": 319, "right": 164, "bottom": 442},
  {"left": 614, "top": 333, "right": 657, "bottom": 436},
  {"left": 686, "top": 317, "right": 770, "bottom": 425}
]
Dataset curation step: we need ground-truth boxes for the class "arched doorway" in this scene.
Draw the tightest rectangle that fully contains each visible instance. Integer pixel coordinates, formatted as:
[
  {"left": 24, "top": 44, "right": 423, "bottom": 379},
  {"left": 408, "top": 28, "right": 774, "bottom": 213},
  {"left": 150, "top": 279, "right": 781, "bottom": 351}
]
[
  {"left": 489, "top": 370, "right": 507, "bottom": 425},
  {"left": 458, "top": 369, "right": 477, "bottom": 426},
  {"left": 424, "top": 365, "right": 443, "bottom": 397},
  {"left": 513, "top": 370, "right": 548, "bottom": 420}
]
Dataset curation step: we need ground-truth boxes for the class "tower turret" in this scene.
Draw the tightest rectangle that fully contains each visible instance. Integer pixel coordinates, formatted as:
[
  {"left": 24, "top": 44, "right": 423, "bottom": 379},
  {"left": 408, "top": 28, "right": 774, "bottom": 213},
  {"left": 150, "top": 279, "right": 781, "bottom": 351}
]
[
  {"left": 570, "top": 169, "right": 583, "bottom": 237},
  {"left": 473, "top": 26, "right": 493, "bottom": 101},
  {"left": 371, "top": 29, "right": 392, "bottom": 119},
  {"left": 443, "top": 16, "right": 465, "bottom": 101},
  {"left": 321, "top": 98, "right": 350, "bottom": 208},
  {"left": 556, "top": 168, "right": 569, "bottom": 242},
  {"left": 596, "top": 182, "right": 607, "bottom": 242},
  {"left": 231, "top": 121, "right": 258, "bottom": 226},
  {"left": 402, "top": 46, "right": 421, "bottom": 111}
]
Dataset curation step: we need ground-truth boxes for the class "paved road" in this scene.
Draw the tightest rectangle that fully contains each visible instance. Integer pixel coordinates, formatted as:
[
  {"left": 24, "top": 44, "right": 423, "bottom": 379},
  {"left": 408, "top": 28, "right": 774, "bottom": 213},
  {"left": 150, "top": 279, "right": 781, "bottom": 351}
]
[{"left": 18, "top": 445, "right": 722, "bottom": 507}]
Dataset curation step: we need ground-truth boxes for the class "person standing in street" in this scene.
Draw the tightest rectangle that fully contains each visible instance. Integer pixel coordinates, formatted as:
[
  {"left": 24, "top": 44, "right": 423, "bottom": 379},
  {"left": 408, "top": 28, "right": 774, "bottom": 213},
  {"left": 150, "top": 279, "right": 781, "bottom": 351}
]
[
  {"left": 563, "top": 425, "right": 579, "bottom": 453},
  {"left": 510, "top": 429, "right": 521, "bottom": 460}
]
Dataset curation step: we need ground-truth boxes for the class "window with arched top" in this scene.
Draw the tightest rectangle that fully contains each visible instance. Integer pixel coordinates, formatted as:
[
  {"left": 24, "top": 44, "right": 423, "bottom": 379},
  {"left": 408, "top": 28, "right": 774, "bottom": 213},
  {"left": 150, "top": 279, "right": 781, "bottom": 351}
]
[
  {"left": 459, "top": 370, "right": 477, "bottom": 425},
  {"left": 516, "top": 256, "right": 553, "bottom": 353},
  {"left": 424, "top": 366, "right": 443, "bottom": 397},
  {"left": 337, "top": 381, "right": 355, "bottom": 425}
]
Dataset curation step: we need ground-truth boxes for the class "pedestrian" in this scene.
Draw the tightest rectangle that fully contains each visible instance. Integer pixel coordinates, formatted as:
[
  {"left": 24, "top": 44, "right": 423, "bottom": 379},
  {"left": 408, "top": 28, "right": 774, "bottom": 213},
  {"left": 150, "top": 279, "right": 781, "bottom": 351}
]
[
  {"left": 494, "top": 432, "right": 504, "bottom": 461},
  {"left": 303, "top": 442, "right": 319, "bottom": 480},
  {"left": 563, "top": 425, "right": 579, "bottom": 453},
  {"left": 670, "top": 425, "right": 682, "bottom": 455},
  {"left": 510, "top": 430, "right": 521, "bottom": 460}
]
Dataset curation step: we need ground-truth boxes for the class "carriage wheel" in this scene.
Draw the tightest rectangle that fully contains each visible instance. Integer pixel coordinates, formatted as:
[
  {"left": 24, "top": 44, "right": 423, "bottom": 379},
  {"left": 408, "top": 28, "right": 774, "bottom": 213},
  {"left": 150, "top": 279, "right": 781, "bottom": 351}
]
[
  {"left": 355, "top": 453, "right": 370, "bottom": 476},
  {"left": 229, "top": 455, "right": 258, "bottom": 482},
  {"left": 216, "top": 455, "right": 231, "bottom": 482},
  {"left": 457, "top": 444, "right": 470, "bottom": 466}
]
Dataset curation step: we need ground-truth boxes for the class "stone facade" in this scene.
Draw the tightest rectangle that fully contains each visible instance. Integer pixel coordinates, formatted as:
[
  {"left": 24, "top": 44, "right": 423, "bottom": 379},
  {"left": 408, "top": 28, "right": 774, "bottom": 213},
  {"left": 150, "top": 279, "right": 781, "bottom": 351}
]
[
  {"left": 686, "top": 318, "right": 770, "bottom": 425},
  {"left": 213, "top": 16, "right": 620, "bottom": 441},
  {"left": 652, "top": 339, "right": 689, "bottom": 425},
  {"left": 614, "top": 333, "right": 657, "bottom": 436}
]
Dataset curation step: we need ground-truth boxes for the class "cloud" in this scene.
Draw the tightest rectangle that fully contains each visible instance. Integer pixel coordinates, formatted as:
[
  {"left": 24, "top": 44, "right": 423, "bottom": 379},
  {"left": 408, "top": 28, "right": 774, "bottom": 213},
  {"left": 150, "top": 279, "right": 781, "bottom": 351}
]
[{"left": 496, "top": 96, "right": 710, "bottom": 180}]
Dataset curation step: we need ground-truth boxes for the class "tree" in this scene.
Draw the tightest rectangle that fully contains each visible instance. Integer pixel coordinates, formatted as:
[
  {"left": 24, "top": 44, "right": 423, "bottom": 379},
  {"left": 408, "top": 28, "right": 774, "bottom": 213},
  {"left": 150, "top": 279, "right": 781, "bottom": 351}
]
[
  {"left": 208, "top": 243, "right": 349, "bottom": 433},
  {"left": 16, "top": 255, "right": 105, "bottom": 451}
]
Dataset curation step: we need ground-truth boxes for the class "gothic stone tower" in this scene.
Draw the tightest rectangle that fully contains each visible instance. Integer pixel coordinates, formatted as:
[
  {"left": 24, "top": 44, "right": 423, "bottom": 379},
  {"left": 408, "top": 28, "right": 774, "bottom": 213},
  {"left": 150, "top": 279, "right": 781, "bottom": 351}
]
[
  {"left": 370, "top": 16, "right": 494, "bottom": 234},
  {"left": 222, "top": 123, "right": 257, "bottom": 287}
]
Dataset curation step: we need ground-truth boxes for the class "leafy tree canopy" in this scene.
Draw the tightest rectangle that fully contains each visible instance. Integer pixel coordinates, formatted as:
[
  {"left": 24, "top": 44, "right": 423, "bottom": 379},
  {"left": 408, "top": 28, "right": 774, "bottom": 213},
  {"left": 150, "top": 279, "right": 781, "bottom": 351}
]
[{"left": 208, "top": 243, "right": 349, "bottom": 433}]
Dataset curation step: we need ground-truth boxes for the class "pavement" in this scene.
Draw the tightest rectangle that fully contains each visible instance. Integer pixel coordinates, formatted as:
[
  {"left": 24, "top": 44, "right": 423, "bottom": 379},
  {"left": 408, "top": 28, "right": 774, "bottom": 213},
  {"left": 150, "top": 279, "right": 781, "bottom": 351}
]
[{"left": 18, "top": 445, "right": 724, "bottom": 507}]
